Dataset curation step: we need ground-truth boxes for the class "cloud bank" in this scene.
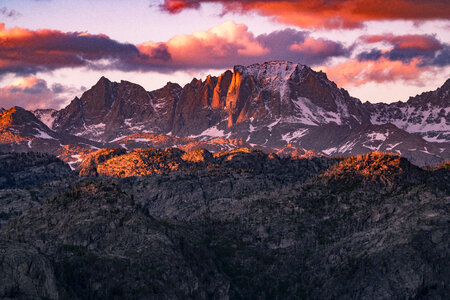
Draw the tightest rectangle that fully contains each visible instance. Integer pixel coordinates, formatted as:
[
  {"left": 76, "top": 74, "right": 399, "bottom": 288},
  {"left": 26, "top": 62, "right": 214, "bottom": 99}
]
[
  {"left": 0, "top": 22, "right": 448, "bottom": 95},
  {"left": 160, "top": 0, "right": 450, "bottom": 29},
  {"left": 0, "top": 77, "right": 75, "bottom": 110},
  {"left": 0, "top": 22, "right": 350, "bottom": 75}
]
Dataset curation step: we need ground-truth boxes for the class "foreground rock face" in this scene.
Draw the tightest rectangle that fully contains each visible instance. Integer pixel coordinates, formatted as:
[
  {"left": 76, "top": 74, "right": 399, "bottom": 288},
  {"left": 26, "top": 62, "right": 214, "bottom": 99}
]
[
  {"left": 2, "top": 183, "right": 230, "bottom": 299},
  {"left": 0, "top": 152, "right": 71, "bottom": 189},
  {"left": 0, "top": 239, "right": 59, "bottom": 299},
  {"left": 0, "top": 151, "right": 448, "bottom": 299},
  {"left": 0, "top": 152, "right": 73, "bottom": 227}
]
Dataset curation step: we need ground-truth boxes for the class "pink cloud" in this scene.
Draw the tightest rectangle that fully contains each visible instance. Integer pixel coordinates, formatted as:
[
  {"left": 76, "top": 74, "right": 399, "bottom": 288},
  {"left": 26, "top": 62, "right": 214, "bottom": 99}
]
[
  {"left": 361, "top": 34, "right": 443, "bottom": 51},
  {"left": 0, "top": 22, "right": 351, "bottom": 75},
  {"left": 136, "top": 21, "right": 269, "bottom": 69},
  {"left": 319, "top": 57, "right": 433, "bottom": 87},
  {"left": 0, "top": 23, "right": 139, "bottom": 75},
  {"left": 160, "top": 0, "right": 450, "bottom": 29},
  {"left": 0, "top": 77, "right": 73, "bottom": 110}
]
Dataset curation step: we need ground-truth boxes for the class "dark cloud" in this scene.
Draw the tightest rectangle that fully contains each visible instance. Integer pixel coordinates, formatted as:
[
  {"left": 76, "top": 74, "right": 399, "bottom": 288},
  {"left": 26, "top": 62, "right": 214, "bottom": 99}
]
[
  {"left": 430, "top": 46, "right": 450, "bottom": 66},
  {"left": 0, "top": 22, "right": 351, "bottom": 76},
  {"left": 357, "top": 34, "right": 450, "bottom": 67},
  {"left": 357, "top": 49, "right": 383, "bottom": 61},
  {"left": 0, "top": 77, "right": 68, "bottom": 109},
  {"left": 256, "top": 29, "right": 352, "bottom": 65},
  {"left": 0, "top": 23, "right": 141, "bottom": 76},
  {"left": 0, "top": 7, "right": 21, "bottom": 18},
  {"left": 51, "top": 83, "right": 65, "bottom": 94},
  {"left": 159, "top": 0, "right": 450, "bottom": 29}
]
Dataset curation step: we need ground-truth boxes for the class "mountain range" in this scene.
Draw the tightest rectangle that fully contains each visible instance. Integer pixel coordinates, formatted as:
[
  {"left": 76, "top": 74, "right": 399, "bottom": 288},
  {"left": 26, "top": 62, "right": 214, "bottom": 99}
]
[
  {"left": 1, "top": 60, "right": 449, "bottom": 166},
  {"left": 0, "top": 61, "right": 449, "bottom": 298}
]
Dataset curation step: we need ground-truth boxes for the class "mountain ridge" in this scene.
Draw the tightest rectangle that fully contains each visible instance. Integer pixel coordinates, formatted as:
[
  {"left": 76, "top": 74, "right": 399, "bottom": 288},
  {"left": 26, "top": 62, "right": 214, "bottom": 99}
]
[{"left": 10, "top": 60, "right": 450, "bottom": 166}]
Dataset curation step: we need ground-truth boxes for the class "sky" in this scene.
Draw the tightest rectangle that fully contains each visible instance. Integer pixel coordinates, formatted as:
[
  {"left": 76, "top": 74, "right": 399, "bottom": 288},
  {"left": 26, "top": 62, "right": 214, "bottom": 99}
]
[{"left": 0, "top": 0, "right": 449, "bottom": 110}]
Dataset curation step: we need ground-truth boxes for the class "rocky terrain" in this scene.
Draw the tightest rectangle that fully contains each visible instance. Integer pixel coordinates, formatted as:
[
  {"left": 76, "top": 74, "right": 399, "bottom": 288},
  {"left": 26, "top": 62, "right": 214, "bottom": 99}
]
[
  {"left": 0, "top": 60, "right": 448, "bottom": 299},
  {"left": 0, "top": 107, "right": 103, "bottom": 169},
  {"left": 27, "top": 61, "right": 449, "bottom": 166},
  {"left": 0, "top": 152, "right": 73, "bottom": 227},
  {"left": 0, "top": 150, "right": 448, "bottom": 299},
  {"left": 0, "top": 61, "right": 446, "bottom": 167}
]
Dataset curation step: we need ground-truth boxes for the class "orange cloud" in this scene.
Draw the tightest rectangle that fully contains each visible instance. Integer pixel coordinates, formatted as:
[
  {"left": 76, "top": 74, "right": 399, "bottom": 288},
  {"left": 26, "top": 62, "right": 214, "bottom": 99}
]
[
  {"left": 160, "top": 0, "right": 200, "bottom": 13},
  {"left": 361, "top": 34, "right": 443, "bottom": 51},
  {"left": 137, "top": 21, "right": 268, "bottom": 68},
  {"left": 161, "top": 0, "right": 450, "bottom": 29},
  {"left": 319, "top": 57, "right": 431, "bottom": 87},
  {"left": 0, "top": 22, "right": 352, "bottom": 75},
  {"left": 289, "top": 37, "right": 345, "bottom": 59}
]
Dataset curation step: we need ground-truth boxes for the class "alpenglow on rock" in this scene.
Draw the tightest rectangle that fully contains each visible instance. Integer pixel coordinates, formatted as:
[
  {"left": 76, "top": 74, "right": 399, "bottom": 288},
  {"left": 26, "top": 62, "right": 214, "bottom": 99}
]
[{"left": 27, "top": 61, "right": 450, "bottom": 166}]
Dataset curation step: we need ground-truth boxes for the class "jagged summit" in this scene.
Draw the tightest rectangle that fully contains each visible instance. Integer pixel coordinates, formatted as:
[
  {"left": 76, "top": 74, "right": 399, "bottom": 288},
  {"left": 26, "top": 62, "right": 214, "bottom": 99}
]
[
  {"left": 24, "top": 61, "right": 450, "bottom": 166},
  {"left": 0, "top": 106, "right": 103, "bottom": 168}
]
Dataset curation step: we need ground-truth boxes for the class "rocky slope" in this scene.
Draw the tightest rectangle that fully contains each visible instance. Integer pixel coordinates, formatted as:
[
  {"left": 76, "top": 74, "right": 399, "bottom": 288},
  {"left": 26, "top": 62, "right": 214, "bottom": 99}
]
[
  {"left": 368, "top": 79, "right": 450, "bottom": 143},
  {"left": 0, "top": 152, "right": 73, "bottom": 228},
  {"left": 76, "top": 146, "right": 335, "bottom": 179},
  {"left": 0, "top": 106, "right": 104, "bottom": 169},
  {"left": 0, "top": 151, "right": 448, "bottom": 299},
  {"left": 32, "top": 61, "right": 449, "bottom": 166}
]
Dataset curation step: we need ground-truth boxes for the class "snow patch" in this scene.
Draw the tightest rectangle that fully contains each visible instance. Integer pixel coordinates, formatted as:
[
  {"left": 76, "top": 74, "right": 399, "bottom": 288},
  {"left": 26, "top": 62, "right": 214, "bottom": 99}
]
[
  {"left": 420, "top": 147, "right": 432, "bottom": 155},
  {"left": 67, "top": 155, "right": 83, "bottom": 171},
  {"left": 34, "top": 129, "right": 56, "bottom": 140},
  {"left": 34, "top": 110, "right": 56, "bottom": 129},
  {"left": 422, "top": 135, "right": 448, "bottom": 143},
  {"left": 370, "top": 105, "right": 450, "bottom": 140},
  {"left": 338, "top": 140, "right": 357, "bottom": 153},
  {"left": 362, "top": 144, "right": 378, "bottom": 151},
  {"left": 386, "top": 142, "right": 402, "bottom": 151},
  {"left": 134, "top": 138, "right": 151, "bottom": 143},
  {"left": 266, "top": 118, "right": 281, "bottom": 131},
  {"left": 323, "top": 147, "right": 337, "bottom": 155},
  {"left": 110, "top": 135, "right": 128, "bottom": 143},
  {"left": 367, "top": 131, "right": 388, "bottom": 142},
  {"left": 291, "top": 97, "right": 343, "bottom": 126},
  {"left": 190, "top": 126, "right": 229, "bottom": 139},
  {"left": 77, "top": 123, "right": 106, "bottom": 138},
  {"left": 281, "top": 128, "right": 308, "bottom": 143}
]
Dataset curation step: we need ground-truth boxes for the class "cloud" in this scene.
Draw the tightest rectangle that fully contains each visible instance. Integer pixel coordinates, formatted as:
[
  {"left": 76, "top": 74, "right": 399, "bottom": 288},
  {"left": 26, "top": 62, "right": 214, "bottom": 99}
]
[
  {"left": 0, "top": 77, "right": 75, "bottom": 110},
  {"left": 357, "top": 34, "right": 450, "bottom": 67},
  {"left": 133, "top": 22, "right": 351, "bottom": 70},
  {"left": 160, "top": 0, "right": 450, "bottom": 29},
  {"left": 160, "top": 0, "right": 200, "bottom": 13},
  {"left": 319, "top": 57, "right": 434, "bottom": 87},
  {"left": 0, "top": 7, "right": 21, "bottom": 19},
  {"left": 314, "top": 33, "right": 450, "bottom": 89},
  {"left": 0, "top": 23, "right": 140, "bottom": 76},
  {"left": 0, "top": 22, "right": 351, "bottom": 75}
]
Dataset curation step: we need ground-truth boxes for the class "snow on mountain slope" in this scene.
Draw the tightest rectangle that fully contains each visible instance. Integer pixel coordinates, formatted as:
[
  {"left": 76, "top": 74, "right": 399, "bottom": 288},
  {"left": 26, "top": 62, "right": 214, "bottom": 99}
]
[
  {"left": 1, "top": 106, "right": 104, "bottom": 168},
  {"left": 25, "top": 61, "right": 449, "bottom": 166},
  {"left": 32, "top": 108, "right": 58, "bottom": 129},
  {"left": 369, "top": 79, "right": 450, "bottom": 143}
]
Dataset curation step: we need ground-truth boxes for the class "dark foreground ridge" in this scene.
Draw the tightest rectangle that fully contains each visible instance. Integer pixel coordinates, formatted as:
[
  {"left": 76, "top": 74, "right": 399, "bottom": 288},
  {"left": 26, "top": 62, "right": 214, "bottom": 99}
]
[{"left": 0, "top": 151, "right": 449, "bottom": 299}]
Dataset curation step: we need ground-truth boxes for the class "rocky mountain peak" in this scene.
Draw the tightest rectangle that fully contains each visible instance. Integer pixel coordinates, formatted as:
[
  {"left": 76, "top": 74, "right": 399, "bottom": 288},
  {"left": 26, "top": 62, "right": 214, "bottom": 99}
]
[
  {"left": 0, "top": 106, "right": 35, "bottom": 129},
  {"left": 27, "top": 61, "right": 449, "bottom": 166}
]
